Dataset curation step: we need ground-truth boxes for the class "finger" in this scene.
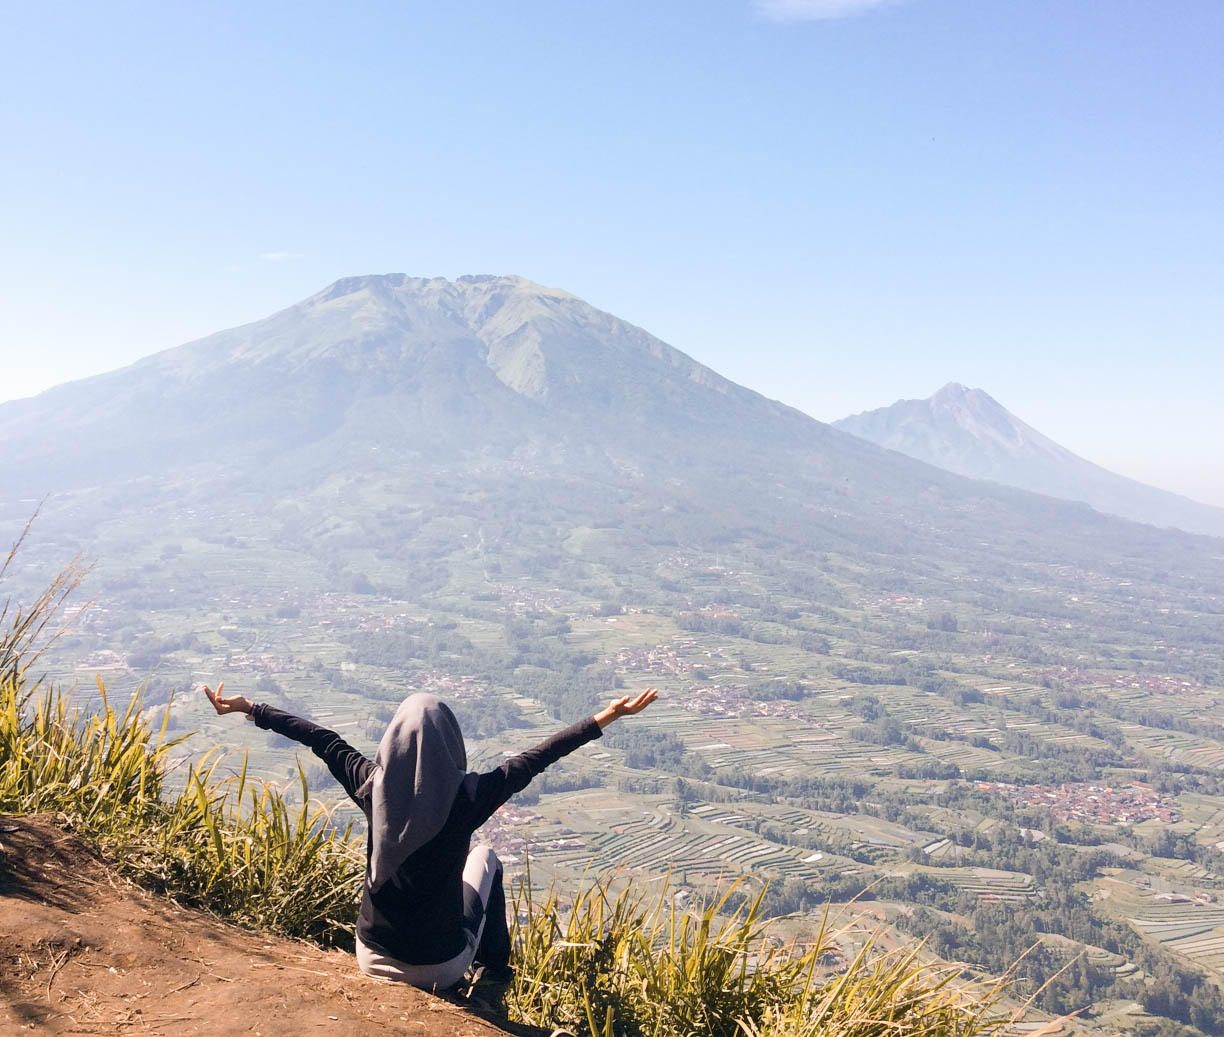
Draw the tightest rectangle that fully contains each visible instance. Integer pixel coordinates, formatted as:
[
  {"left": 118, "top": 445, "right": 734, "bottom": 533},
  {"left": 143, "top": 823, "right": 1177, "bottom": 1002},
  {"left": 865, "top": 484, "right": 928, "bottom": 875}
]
[
  {"left": 217, "top": 681, "right": 224, "bottom": 697},
  {"left": 633, "top": 689, "right": 658, "bottom": 711}
]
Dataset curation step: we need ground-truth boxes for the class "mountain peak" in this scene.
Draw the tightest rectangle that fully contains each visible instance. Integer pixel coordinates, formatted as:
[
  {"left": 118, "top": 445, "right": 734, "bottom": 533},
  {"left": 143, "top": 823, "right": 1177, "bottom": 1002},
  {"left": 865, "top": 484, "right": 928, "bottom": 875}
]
[
  {"left": 928, "top": 383, "right": 1005, "bottom": 412},
  {"left": 931, "top": 381, "right": 969, "bottom": 401},
  {"left": 834, "top": 385, "right": 1224, "bottom": 537},
  {"left": 313, "top": 272, "right": 575, "bottom": 307}
]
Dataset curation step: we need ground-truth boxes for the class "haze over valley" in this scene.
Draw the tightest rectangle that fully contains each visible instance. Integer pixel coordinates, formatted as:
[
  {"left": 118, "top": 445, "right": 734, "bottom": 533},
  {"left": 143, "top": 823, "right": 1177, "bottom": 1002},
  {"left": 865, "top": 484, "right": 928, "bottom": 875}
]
[{"left": 5, "top": 275, "right": 1224, "bottom": 1035}]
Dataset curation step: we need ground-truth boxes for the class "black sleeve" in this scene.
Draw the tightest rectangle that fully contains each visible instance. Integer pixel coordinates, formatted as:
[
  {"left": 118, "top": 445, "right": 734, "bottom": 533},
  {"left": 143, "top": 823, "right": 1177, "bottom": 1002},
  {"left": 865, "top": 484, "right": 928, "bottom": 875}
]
[
  {"left": 249, "top": 703, "right": 374, "bottom": 809},
  {"left": 468, "top": 717, "right": 603, "bottom": 829}
]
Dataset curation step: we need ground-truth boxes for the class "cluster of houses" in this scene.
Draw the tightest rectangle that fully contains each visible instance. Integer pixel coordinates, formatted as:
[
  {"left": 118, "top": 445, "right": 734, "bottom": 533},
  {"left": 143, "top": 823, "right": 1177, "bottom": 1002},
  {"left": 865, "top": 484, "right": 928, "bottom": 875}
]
[
  {"left": 670, "top": 683, "right": 808, "bottom": 722},
  {"left": 980, "top": 780, "right": 1177, "bottom": 825},
  {"left": 611, "top": 643, "right": 693, "bottom": 676},
  {"left": 859, "top": 592, "right": 927, "bottom": 614},
  {"left": 474, "top": 803, "right": 582, "bottom": 865},
  {"left": 657, "top": 553, "right": 730, "bottom": 574}
]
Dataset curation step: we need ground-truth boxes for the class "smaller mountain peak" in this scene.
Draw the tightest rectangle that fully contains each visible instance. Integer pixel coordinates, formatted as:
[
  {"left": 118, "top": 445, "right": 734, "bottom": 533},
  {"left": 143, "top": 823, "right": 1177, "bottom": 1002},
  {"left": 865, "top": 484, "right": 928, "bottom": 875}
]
[
  {"left": 929, "top": 383, "right": 1007, "bottom": 414},
  {"left": 931, "top": 382, "right": 970, "bottom": 402}
]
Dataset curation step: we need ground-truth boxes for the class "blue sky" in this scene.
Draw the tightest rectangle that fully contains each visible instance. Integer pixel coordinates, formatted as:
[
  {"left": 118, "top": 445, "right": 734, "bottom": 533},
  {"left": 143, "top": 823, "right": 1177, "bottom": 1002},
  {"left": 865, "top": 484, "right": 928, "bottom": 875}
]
[{"left": 2, "top": 0, "right": 1221, "bottom": 504}]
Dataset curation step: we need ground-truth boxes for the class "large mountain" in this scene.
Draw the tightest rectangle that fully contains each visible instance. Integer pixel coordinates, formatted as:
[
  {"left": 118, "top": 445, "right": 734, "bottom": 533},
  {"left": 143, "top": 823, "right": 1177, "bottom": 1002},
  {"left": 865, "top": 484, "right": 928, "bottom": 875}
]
[
  {"left": 0, "top": 276, "right": 1212, "bottom": 619},
  {"left": 834, "top": 382, "right": 1224, "bottom": 538},
  {"left": 0, "top": 274, "right": 839, "bottom": 493}
]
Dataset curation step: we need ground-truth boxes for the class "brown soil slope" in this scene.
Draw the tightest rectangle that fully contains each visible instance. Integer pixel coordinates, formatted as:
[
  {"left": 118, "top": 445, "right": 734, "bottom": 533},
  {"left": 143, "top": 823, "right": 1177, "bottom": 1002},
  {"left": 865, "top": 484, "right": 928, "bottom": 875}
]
[{"left": 0, "top": 816, "right": 530, "bottom": 1036}]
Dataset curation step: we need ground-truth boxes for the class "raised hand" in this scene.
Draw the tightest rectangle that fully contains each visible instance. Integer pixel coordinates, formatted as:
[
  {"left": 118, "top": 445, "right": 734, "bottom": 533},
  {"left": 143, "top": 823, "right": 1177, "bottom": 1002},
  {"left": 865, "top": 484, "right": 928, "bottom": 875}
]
[
  {"left": 595, "top": 687, "right": 658, "bottom": 729},
  {"left": 201, "top": 681, "right": 253, "bottom": 716}
]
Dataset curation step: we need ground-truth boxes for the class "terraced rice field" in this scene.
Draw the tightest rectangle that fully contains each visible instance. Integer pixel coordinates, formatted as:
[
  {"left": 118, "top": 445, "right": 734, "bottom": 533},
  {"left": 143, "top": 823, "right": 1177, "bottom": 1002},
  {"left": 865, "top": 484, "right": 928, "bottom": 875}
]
[
  {"left": 1162, "top": 931, "right": 1224, "bottom": 971},
  {"left": 921, "top": 866, "right": 1036, "bottom": 902},
  {"left": 665, "top": 708, "right": 931, "bottom": 777},
  {"left": 531, "top": 807, "right": 857, "bottom": 881},
  {"left": 1114, "top": 724, "right": 1224, "bottom": 771},
  {"left": 1128, "top": 901, "right": 1224, "bottom": 971}
]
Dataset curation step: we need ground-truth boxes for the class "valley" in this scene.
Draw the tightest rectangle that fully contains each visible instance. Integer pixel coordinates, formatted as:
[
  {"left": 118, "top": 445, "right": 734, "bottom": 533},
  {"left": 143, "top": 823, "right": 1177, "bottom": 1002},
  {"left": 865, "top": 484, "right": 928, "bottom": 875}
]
[{"left": 12, "top": 495, "right": 1224, "bottom": 1036}]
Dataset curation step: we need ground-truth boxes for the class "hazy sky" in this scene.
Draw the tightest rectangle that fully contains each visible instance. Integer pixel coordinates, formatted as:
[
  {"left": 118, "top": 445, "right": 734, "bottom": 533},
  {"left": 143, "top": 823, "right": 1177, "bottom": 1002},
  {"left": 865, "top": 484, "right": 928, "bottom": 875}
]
[{"left": 2, "top": 1, "right": 1221, "bottom": 504}]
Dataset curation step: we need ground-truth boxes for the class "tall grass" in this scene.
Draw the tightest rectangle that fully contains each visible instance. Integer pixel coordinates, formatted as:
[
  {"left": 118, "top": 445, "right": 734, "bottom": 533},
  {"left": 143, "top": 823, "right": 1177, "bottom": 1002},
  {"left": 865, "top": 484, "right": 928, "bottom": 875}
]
[
  {"left": 0, "top": 670, "right": 365, "bottom": 944},
  {"left": 131, "top": 751, "right": 363, "bottom": 944},
  {"left": 0, "top": 512, "right": 88, "bottom": 692},
  {"left": 1, "top": 540, "right": 363, "bottom": 943},
  {"left": 507, "top": 875, "right": 1011, "bottom": 1037},
  {"left": 0, "top": 672, "right": 177, "bottom": 825},
  {"left": 2, "top": 552, "right": 1024, "bottom": 1035}
]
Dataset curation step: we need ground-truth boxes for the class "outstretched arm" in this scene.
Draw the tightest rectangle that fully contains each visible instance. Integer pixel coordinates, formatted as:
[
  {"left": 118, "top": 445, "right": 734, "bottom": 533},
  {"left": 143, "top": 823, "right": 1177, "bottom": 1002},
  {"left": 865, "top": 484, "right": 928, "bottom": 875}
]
[
  {"left": 200, "top": 683, "right": 374, "bottom": 809},
  {"left": 469, "top": 688, "right": 658, "bottom": 828}
]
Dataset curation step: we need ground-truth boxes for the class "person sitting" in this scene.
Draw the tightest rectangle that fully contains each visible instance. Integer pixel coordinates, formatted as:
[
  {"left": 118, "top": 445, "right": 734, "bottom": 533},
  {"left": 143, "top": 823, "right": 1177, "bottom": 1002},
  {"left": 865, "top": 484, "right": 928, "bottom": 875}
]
[{"left": 202, "top": 681, "right": 657, "bottom": 992}]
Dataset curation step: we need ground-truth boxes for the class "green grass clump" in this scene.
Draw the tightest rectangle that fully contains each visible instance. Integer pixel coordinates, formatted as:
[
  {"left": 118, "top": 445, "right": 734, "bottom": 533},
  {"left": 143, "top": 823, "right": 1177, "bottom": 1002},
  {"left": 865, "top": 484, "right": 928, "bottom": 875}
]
[
  {"left": 0, "top": 671, "right": 364, "bottom": 945},
  {"left": 0, "top": 670, "right": 177, "bottom": 828},
  {"left": 1, "top": 543, "right": 363, "bottom": 944},
  {"left": 507, "top": 876, "right": 1010, "bottom": 1037}
]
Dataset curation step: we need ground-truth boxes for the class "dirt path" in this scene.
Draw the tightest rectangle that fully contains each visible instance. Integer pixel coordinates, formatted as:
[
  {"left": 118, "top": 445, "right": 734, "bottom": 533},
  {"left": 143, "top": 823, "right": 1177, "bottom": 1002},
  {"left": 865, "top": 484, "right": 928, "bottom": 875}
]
[{"left": 0, "top": 816, "right": 534, "bottom": 1036}]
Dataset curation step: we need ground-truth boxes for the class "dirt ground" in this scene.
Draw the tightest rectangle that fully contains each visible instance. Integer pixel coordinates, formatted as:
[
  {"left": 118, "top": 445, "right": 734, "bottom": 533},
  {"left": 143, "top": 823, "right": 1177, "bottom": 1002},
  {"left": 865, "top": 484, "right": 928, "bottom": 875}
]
[{"left": 0, "top": 816, "right": 543, "bottom": 1036}]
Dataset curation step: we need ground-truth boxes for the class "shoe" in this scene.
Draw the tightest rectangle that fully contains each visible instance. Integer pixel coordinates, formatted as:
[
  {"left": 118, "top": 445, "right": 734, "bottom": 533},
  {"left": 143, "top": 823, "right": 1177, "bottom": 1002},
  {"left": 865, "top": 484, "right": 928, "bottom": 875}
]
[
  {"left": 469, "top": 962, "right": 514, "bottom": 985},
  {"left": 462, "top": 964, "right": 514, "bottom": 1016}
]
